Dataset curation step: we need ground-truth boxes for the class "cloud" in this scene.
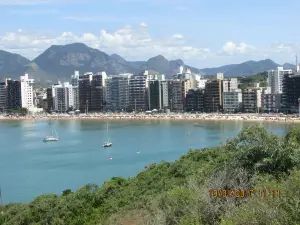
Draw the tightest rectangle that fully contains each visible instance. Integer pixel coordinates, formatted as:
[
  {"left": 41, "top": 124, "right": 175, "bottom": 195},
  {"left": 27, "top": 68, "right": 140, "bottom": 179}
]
[
  {"left": 221, "top": 41, "right": 256, "bottom": 55},
  {"left": 1, "top": 25, "right": 297, "bottom": 67},
  {"left": 140, "top": 22, "right": 148, "bottom": 28},
  {"left": 0, "top": 24, "right": 210, "bottom": 61}
]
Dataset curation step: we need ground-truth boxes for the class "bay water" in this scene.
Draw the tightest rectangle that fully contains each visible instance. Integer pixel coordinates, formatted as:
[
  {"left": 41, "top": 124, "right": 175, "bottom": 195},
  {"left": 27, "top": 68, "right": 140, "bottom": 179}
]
[{"left": 0, "top": 119, "right": 292, "bottom": 203}]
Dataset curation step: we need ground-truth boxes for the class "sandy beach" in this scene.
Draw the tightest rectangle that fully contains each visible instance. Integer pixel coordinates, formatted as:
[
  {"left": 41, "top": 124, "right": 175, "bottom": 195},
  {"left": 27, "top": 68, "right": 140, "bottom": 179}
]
[{"left": 0, "top": 113, "right": 300, "bottom": 123}]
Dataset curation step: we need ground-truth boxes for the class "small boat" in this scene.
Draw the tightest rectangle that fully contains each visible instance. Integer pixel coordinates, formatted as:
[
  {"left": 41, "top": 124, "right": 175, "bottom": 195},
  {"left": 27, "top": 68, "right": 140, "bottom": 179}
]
[
  {"left": 43, "top": 136, "right": 59, "bottom": 142},
  {"left": 108, "top": 156, "right": 112, "bottom": 160},
  {"left": 103, "top": 123, "right": 112, "bottom": 147},
  {"left": 43, "top": 123, "right": 59, "bottom": 142},
  {"left": 103, "top": 142, "right": 112, "bottom": 147},
  {"left": 136, "top": 151, "right": 140, "bottom": 154}
]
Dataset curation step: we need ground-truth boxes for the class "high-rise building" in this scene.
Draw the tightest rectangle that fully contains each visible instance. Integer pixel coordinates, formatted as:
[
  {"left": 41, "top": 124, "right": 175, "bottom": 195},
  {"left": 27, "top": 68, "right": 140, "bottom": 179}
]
[
  {"left": 183, "top": 79, "right": 193, "bottom": 98},
  {"left": 160, "top": 80, "right": 169, "bottom": 109},
  {"left": 105, "top": 75, "right": 130, "bottom": 111},
  {"left": 46, "top": 87, "right": 53, "bottom": 112},
  {"left": 147, "top": 79, "right": 169, "bottom": 111},
  {"left": 217, "top": 72, "right": 224, "bottom": 80},
  {"left": 195, "top": 75, "right": 207, "bottom": 89},
  {"left": 6, "top": 79, "right": 21, "bottom": 109},
  {"left": 79, "top": 73, "right": 93, "bottom": 112},
  {"left": 52, "top": 82, "right": 74, "bottom": 112},
  {"left": 20, "top": 73, "right": 34, "bottom": 109},
  {"left": 129, "top": 75, "right": 147, "bottom": 112},
  {"left": 90, "top": 74, "right": 103, "bottom": 112},
  {"left": 267, "top": 67, "right": 292, "bottom": 94},
  {"left": 71, "top": 71, "right": 79, "bottom": 86},
  {"left": 282, "top": 73, "right": 300, "bottom": 113},
  {"left": 223, "top": 78, "right": 238, "bottom": 92},
  {"left": 204, "top": 79, "right": 223, "bottom": 112},
  {"left": 262, "top": 93, "right": 281, "bottom": 113},
  {"left": 242, "top": 88, "right": 262, "bottom": 113},
  {"left": 148, "top": 80, "right": 160, "bottom": 110},
  {"left": 185, "top": 89, "right": 205, "bottom": 112},
  {"left": 98, "top": 72, "right": 107, "bottom": 104},
  {"left": 78, "top": 73, "right": 103, "bottom": 112},
  {"left": 167, "top": 79, "right": 185, "bottom": 111},
  {"left": 71, "top": 71, "right": 80, "bottom": 110},
  {"left": 0, "top": 82, "right": 6, "bottom": 111},
  {"left": 223, "top": 89, "right": 242, "bottom": 113}
]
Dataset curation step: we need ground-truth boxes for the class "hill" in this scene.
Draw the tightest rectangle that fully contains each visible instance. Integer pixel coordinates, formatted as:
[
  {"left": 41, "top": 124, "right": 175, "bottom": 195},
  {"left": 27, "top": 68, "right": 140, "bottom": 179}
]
[
  {"left": 1, "top": 125, "right": 300, "bottom": 225},
  {"left": 201, "top": 59, "right": 291, "bottom": 77},
  {"left": 0, "top": 50, "right": 31, "bottom": 78},
  {"left": 0, "top": 43, "right": 200, "bottom": 82},
  {"left": 0, "top": 44, "right": 297, "bottom": 81}
]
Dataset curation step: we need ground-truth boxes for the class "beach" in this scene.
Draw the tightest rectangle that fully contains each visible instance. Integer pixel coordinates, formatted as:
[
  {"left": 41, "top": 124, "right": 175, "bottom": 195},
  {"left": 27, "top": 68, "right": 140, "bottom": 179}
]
[{"left": 0, "top": 112, "right": 299, "bottom": 123}]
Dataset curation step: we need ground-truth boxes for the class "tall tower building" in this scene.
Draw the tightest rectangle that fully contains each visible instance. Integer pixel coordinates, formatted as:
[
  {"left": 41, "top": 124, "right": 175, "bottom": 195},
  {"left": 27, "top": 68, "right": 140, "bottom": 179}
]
[
  {"left": 129, "top": 75, "right": 147, "bottom": 112},
  {"left": 6, "top": 78, "right": 21, "bottom": 109},
  {"left": 52, "top": 82, "right": 74, "bottom": 112},
  {"left": 105, "top": 75, "right": 130, "bottom": 111},
  {"left": 267, "top": 67, "right": 292, "bottom": 94},
  {"left": 0, "top": 82, "right": 6, "bottom": 111},
  {"left": 20, "top": 73, "right": 34, "bottom": 109},
  {"left": 78, "top": 73, "right": 103, "bottom": 112}
]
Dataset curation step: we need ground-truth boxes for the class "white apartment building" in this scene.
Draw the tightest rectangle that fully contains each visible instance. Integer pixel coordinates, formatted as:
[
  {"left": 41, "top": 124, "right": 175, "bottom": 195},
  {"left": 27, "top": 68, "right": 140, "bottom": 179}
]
[
  {"left": 223, "top": 89, "right": 242, "bottom": 113},
  {"left": 71, "top": 71, "right": 80, "bottom": 109},
  {"left": 20, "top": 73, "right": 34, "bottom": 109},
  {"left": 267, "top": 67, "right": 292, "bottom": 94},
  {"left": 160, "top": 80, "right": 169, "bottom": 109},
  {"left": 129, "top": 75, "right": 147, "bottom": 111},
  {"left": 183, "top": 79, "right": 192, "bottom": 97},
  {"left": 197, "top": 78, "right": 207, "bottom": 89},
  {"left": 223, "top": 78, "right": 238, "bottom": 92},
  {"left": 52, "top": 82, "right": 74, "bottom": 112},
  {"left": 217, "top": 72, "right": 224, "bottom": 80}
]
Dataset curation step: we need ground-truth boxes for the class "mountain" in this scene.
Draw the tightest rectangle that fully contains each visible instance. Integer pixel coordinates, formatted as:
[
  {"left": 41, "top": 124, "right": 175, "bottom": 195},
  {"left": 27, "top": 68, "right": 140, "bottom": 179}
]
[
  {"left": 0, "top": 43, "right": 200, "bottom": 82},
  {"left": 201, "top": 59, "right": 280, "bottom": 77},
  {"left": 1, "top": 43, "right": 297, "bottom": 82},
  {"left": 282, "top": 63, "right": 296, "bottom": 70},
  {"left": 0, "top": 50, "right": 31, "bottom": 78}
]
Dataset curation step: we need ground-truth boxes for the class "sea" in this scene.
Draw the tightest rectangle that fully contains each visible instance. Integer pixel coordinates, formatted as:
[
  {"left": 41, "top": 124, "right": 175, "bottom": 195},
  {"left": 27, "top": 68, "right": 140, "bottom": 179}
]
[{"left": 0, "top": 119, "right": 293, "bottom": 204}]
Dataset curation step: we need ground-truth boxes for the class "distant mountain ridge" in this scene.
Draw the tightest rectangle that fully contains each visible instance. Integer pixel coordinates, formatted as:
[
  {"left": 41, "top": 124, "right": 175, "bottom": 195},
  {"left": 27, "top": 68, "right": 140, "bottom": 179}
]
[
  {"left": 200, "top": 59, "right": 296, "bottom": 77},
  {"left": 0, "top": 43, "right": 200, "bottom": 82},
  {"left": 0, "top": 50, "right": 31, "bottom": 77},
  {"left": 0, "top": 43, "right": 296, "bottom": 82}
]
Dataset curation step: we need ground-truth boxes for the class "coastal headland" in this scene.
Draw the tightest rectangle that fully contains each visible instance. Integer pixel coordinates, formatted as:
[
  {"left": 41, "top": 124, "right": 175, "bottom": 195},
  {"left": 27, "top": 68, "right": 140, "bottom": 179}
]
[{"left": 0, "top": 113, "right": 299, "bottom": 123}]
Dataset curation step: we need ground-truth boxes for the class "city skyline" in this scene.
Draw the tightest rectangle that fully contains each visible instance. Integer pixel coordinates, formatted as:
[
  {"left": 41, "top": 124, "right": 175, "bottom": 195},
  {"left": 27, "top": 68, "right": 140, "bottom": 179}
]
[{"left": 0, "top": 0, "right": 300, "bottom": 68}]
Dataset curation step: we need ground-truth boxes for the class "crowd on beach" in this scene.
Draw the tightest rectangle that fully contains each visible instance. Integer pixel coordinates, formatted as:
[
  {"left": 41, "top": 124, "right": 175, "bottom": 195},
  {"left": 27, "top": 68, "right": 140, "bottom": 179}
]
[{"left": 0, "top": 112, "right": 300, "bottom": 123}]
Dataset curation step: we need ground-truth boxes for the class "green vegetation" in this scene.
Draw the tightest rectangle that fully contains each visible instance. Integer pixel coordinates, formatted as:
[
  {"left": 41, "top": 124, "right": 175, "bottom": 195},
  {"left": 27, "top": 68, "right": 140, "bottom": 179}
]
[
  {"left": 238, "top": 72, "right": 268, "bottom": 89},
  {"left": 1, "top": 125, "right": 300, "bottom": 225}
]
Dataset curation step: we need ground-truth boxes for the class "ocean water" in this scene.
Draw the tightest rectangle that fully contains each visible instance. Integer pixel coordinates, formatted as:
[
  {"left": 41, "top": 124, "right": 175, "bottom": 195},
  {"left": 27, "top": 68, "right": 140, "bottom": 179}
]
[{"left": 0, "top": 119, "right": 293, "bottom": 203}]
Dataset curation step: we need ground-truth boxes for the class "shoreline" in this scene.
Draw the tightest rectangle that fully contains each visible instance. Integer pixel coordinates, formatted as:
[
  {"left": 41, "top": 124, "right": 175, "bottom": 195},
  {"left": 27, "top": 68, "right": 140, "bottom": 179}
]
[{"left": 1, "top": 113, "right": 300, "bottom": 124}]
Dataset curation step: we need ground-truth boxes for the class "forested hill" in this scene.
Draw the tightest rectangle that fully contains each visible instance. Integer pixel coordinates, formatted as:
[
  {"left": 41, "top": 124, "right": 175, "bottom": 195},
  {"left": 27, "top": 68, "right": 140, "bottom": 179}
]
[{"left": 1, "top": 125, "right": 300, "bottom": 225}]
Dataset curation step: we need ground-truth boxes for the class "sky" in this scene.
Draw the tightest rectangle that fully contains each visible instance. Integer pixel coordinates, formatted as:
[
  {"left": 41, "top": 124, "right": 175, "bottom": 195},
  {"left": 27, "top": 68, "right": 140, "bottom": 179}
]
[{"left": 0, "top": 0, "right": 299, "bottom": 68}]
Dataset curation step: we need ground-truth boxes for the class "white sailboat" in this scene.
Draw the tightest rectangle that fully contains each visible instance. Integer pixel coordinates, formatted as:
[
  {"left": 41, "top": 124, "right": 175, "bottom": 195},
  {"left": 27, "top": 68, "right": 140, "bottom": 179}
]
[
  {"left": 103, "top": 123, "right": 112, "bottom": 147},
  {"left": 43, "top": 123, "right": 59, "bottom": 142}
]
